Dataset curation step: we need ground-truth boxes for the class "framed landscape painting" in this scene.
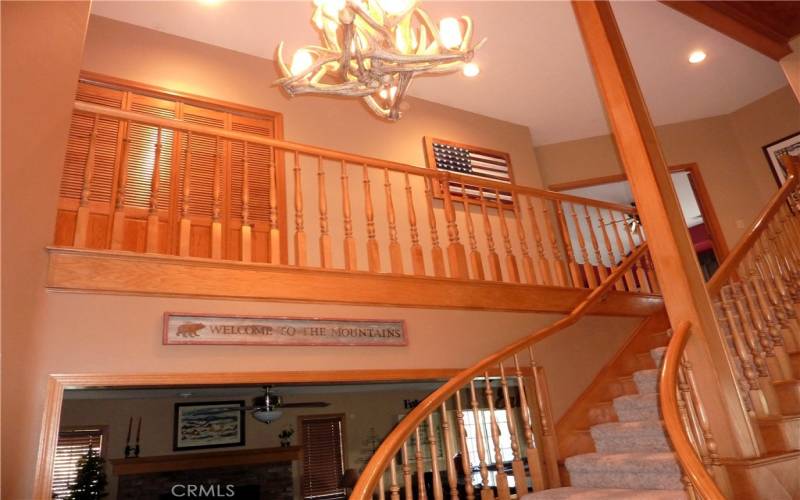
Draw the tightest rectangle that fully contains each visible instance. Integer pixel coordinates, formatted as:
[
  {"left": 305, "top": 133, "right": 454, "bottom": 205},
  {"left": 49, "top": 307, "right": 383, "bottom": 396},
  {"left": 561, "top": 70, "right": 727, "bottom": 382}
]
[
  {"left": 173, "top": 401, "right": 245, "bottom": 451},
  {"left": 763, "top": 131, "right": 800, "bottom": 185}
]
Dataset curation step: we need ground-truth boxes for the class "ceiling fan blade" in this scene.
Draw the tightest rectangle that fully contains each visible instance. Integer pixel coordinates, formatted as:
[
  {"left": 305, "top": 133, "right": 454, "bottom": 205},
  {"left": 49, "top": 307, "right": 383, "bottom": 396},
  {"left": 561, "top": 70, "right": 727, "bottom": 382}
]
[{"left": 279, "top": 401, "right": 330, "bottom": 408}]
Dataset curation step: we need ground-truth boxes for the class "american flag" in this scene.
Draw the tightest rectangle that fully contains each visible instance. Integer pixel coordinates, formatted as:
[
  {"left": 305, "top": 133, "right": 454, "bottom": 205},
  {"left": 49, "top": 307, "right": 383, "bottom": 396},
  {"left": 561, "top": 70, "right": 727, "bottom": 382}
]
[{"left": 431, "top": 141, "right": 513, "bottom": 203}]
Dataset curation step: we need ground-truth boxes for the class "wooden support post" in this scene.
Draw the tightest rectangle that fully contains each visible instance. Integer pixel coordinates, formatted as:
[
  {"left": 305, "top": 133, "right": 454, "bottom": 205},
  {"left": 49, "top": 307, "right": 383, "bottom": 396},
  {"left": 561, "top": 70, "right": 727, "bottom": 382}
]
[
  {"left": 341, "top": 161, "right": 357, "bottom": 271},
  {"left": 179, "top": 132, "right": 193, "bottom": 258},
  {"left": 317, "top": 157, "right": 332, "bottom": 268},
  {"left": 441, "top": 174, "right": 468, "bottom": 279},
  {"left": 111, "top": 125, "right": 131, "bottom": 250},
  {"left": 74, "top": 114, "right": 99, "bottom": 248},
  {"left": 363, "top": 165, "right": 381, "bottom": 273},
  {"left": 293, "top": 153, "right": 307, "bottom": 266},
  {"left": 268, "top": 152, "right": 281, "bottom": 264},
  {"left": 573, "top": 0, "right": 762, "bottom": 457},
  {"left": 240, "top": 142, "right": 252, "bottom": 262},
  {"left": 210, "top": 136, "right": 223, "bottom": 260},
  {"left": 404, "top": 173, "right": 426, "bottom": 276},
  {"left": 145, "top": 127, "right": 162, "bottom": 254}
]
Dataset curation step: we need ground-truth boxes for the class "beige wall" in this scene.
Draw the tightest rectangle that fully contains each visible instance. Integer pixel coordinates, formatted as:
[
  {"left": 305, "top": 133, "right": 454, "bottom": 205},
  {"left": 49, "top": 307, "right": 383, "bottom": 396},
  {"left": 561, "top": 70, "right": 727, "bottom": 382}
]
[
  {"left": 536, "top": 86, "right": 800, "bottom": 246},
  {"left": 0, "top": 6, "right": 641, "bottom": 499},
  {"left": 780, "top": 36, "right": 800, "bottom": 100}
]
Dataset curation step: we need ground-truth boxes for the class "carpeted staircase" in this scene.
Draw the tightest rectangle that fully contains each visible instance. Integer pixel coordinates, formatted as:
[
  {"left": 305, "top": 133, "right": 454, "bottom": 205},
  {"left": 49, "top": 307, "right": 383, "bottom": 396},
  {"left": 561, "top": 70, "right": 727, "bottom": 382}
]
[{"left": 523, "top": 346, "right": 688, "bottom": 499}]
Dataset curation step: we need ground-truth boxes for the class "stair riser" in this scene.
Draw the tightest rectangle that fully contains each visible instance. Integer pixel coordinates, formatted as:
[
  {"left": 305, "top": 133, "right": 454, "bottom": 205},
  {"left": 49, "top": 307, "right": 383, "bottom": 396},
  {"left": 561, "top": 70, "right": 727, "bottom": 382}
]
[
  {"left": 568, "top": 471, "right": 683, "bottom": 491},
  {"left": 759, "top": 418, "right": 800, "bottom": 453},
  {"left": 588, "top": 404, "right": 618, "bottom": 426},
  {"left": 593, "top": 435, "right": 671, "bottom": 453},
  {"left": 774, "top": 380, "right": 800, "bottom": 414},
  {"left": 791, "top": 351, "right": 800, "bottom": 379}
]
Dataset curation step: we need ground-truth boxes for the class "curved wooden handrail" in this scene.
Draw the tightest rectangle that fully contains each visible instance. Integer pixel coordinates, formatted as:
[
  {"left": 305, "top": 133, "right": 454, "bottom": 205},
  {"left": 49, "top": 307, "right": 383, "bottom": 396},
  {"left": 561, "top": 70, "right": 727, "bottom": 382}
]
[
  {"left": 350, "top": 242, "right": 650, "bottom": 499},
  {"left": 658, "top": 321, "right": 725, "bottom": 500},
  {"left": 73, "top": 101, "right": 637, "bottom": 214},
  {"left": 707, "top": 157, "right": 798, "bottom": 295}
]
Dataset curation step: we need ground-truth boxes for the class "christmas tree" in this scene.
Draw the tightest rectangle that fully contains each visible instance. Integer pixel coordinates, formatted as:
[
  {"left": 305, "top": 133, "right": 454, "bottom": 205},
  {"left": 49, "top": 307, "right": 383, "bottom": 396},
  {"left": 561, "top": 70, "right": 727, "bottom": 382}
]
[{"left": 66, "top": 448, "right": 108, "bottom": 500}]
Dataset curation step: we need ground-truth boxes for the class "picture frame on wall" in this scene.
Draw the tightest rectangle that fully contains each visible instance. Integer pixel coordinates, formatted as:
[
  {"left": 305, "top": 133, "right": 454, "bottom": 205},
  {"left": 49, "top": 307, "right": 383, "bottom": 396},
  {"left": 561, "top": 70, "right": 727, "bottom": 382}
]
[
  {"left": 173, "top": 401, "right": 245, "bottom": 451},
  {"left": 763, "top": 131, "right": 800, "bottom": 186}
]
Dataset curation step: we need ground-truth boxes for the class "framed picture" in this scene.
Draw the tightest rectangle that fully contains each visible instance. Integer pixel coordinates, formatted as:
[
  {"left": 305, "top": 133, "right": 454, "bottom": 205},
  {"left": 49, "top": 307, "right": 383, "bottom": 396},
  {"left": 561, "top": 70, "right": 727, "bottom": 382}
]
[
  {"left": 763, "top": 131, "right": 800, "bottom": 186},
  {"left": 173, "top": 401, "right": 245, "bottom": 451}
]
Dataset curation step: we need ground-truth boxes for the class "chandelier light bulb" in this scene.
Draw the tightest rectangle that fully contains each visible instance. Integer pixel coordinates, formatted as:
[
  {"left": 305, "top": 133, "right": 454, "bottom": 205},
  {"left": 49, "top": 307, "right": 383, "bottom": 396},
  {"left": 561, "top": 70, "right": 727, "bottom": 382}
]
[
  {"left": 439, "top": 17, "right": 462, "bottom": 49},
  {"left": 462, "top": 62, "right": 479, "bottom": 77},
  {"left": 319, "top": 0, "right": 346, "bottom": 17},
  {"left": 290, "top": 50, "right": 314, "bottom": 76},
  {"left": 688, "top": 50, "right": 706, "bottom": 64},
  {"left": 379, "top": 86, "right": 398, "bottom": 100},
  {"left": 379, "top": 0, "right": 413, "bottom": 16}
]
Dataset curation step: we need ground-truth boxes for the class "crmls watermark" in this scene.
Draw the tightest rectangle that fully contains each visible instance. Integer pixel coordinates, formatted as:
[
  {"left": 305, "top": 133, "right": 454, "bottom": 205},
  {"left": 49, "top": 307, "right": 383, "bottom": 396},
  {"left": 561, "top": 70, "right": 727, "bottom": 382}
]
[{"left": 170, "top": 484, "right": 236, "bottom": 498}]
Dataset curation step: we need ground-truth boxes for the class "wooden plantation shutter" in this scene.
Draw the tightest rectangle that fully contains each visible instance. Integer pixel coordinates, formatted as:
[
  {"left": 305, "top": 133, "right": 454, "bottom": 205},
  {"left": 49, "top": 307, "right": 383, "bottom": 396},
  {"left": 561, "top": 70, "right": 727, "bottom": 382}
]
[
  {"left": 301, "top": 415, "right": 346, "bottom": 500},
  {"left": 51, "top": 427, "right": 105, "bottom": 500}
]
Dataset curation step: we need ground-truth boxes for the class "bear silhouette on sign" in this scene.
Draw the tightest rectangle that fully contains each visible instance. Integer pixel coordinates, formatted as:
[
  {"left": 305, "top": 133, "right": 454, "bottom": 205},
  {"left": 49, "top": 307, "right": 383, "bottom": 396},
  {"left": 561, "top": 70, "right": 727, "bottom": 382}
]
[{"left": 176, "top": 322, "right": 206, "bottom": 337}]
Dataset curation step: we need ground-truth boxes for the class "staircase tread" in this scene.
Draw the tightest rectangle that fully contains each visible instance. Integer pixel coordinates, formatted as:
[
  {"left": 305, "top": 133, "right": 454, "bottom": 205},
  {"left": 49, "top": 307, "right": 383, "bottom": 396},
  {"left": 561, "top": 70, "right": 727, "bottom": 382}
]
[
  {"left": 566, "top": 451, "right": 679, "bottom": 472},
  {"left": 520, "top": 487, "right": 687, "bottom": 499}
]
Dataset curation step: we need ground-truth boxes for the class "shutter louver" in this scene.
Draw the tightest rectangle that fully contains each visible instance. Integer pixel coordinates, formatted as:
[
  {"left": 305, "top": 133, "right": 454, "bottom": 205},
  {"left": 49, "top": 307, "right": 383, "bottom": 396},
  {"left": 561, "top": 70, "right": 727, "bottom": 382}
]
[
  {"left": 301, "top": 416, "right": 345, "bottom": 500},
  {"left": 51, "top": 428, "right": 104, "bottom": 500}
]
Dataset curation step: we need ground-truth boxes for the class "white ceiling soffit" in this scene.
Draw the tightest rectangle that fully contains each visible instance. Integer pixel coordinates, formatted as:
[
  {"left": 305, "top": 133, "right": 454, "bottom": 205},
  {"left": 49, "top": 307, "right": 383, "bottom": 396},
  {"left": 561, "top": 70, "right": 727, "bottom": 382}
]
[{"left": 89, "top": 1, "right": 787, "bottom": 146}]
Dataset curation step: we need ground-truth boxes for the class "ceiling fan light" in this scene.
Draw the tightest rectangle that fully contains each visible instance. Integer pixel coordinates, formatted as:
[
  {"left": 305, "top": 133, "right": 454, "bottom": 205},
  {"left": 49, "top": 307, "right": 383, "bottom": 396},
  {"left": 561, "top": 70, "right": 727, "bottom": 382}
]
[{"left": 252, "top": 409, "right": 283, "bottom": 424}]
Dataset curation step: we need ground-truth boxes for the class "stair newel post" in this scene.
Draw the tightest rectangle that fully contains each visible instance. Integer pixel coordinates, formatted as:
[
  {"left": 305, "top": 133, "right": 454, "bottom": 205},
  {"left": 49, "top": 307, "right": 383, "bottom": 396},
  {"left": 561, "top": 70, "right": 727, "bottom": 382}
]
[
  {"left": 210, "top": 136, "right": 223, "bottom": 260},
  {"left": 542, "top": 199, "right": 568, "bottom": 287},
  {"left": 479, "top": 187, "right": 503, "bottom": 282},
  {"left": 513, "top": 353, "right": 546, "bottom": 491},
  {"left": 596, "top": 207, "right": 623, "bottom": 291},
  {"left": 414, "top": 427, "right": 428, "bottom": 500},
  {"left": 268, "top": 149, "right": 281, "bottom": 264},
  {"left": 74, "top": 113, "right": 100, "bottom": 248},
  {"left": 528, "top": 346, "right": 560, "bottom": 487},
  {"left": 555, "top": 200, "right": 583, "bottom": 287},
  {"left": 482, "top": 373, "right": 511, "bottom": 499},
  {"left": 362, "top": 164, "right": 380, "bottom": 272},
  {"left": 403, "top": 172, "right": 426, "bottom": 276},
  {"left": 293, "top": 153, "right": 307, "bottom": 266},
  {"left": 341, "top": 161, "right": 357, "bottom": 271},
  {"left": 110, "top": 124, "right": 131, "bottom": 250},
  {"left": 512, "top": 194, "right": 537, "bottom": 284},
  {"left": 498, "top": 363, "right": 528, "bottom": 494},
  {"left": 178, "top": 132, "right": 193, "bottom": 257},
  {"left": 454, "top": 390, "right": 476, "bottom": 500},
  {"left": 240, "top": 142, "right": 252, "bottom": 262},
  {"left": 425, "top": 414, "right": 444, "bottom": 500},
  {"left": 317, "top": 157, "right": 332, "bottom": 268},
  {"left": 468, "top": 380, "right": 494, "bottom": 500},
  {"left": 440, "top": 173, "right": 468, "bottom": 279},
  {"left": 460, "top": 182, "right": 485, "bottom": 280},
  {"left": 388, "top": 453, "right": 400, "bottom": 500},
  {"left": 438, "top": 402, "right": 459, "bottom": 500},
  {"left": 526, "top": 196, "right": 553, "bottom": 286},
  {"left": 400, "top": 441, "right": 413, "bottom": 500},
  {"left": 383, "top": 168, "right": 403, "bottom": 274},
  {"left": 610, "top": 210, "right": 638, "bottom": 291},
  {"left": 583, "top": 204, "right": 607, "bottom": 282},
  {"left": 423, "top": 176, "right": 447, "bottom": 277},
  {"left": 145, "top": 127, "right": 163, "bottom": 253},
  {"left": 570, "top": 202, "right": 597, "bottom": 287}
]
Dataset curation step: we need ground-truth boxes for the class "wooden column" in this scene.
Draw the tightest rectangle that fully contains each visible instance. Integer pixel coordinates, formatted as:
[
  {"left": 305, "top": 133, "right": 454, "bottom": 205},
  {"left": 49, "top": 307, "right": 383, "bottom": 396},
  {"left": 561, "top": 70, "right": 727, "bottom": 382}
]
[{"left": 573, "top": 0, "right": 761, "bottom": 457}]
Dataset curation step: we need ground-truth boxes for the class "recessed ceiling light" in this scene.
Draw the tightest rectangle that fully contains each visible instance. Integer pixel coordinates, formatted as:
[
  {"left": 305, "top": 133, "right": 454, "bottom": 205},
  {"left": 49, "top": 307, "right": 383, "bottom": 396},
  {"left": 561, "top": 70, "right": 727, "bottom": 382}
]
[
  {"left": 199, "top": 0, "right": 222, "bottom": 5},
  {"left": 688, "top": 50, "right": 707, "bottom": 64}
]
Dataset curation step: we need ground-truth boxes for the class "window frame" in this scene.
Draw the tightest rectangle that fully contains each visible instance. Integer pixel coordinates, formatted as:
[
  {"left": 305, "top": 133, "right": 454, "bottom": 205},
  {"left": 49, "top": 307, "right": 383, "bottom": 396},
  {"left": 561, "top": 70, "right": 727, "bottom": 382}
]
[{"left": 297, "top": 413, "right": 348, "bottom": 500}]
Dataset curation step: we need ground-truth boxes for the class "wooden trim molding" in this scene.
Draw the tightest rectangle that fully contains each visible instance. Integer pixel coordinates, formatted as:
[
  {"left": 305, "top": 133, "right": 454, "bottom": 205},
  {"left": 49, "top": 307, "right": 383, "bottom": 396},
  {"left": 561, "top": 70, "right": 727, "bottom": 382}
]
[
  {"left": 111, "top": 446, "right": 302, "bottom": 476},
  {"left": 46, "top": 247, "right": 663, "bottom": 316}
]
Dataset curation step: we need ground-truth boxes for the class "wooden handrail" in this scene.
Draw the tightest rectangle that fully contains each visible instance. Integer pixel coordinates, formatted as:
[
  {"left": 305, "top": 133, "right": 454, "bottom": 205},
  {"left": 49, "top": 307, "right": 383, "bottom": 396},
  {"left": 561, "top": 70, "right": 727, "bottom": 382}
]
[
  {"left": 350, "top": 241, "right": 650, "bottom": 499},
  {"left": 73, "top": 101, "right": 637, "bottom": 214},
  {"left": 707, "top": 157, "right": 798, "bottom": 295},
  {"left": 658, "top": 322, "right": 725, "bottom": 500}
]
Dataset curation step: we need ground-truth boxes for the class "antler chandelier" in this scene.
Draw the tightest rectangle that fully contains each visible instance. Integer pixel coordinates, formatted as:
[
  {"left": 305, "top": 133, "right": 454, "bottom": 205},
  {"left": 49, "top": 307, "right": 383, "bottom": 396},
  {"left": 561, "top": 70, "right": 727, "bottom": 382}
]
[{"left": 275, "top": 0, "right": 486, "bottom": 121}]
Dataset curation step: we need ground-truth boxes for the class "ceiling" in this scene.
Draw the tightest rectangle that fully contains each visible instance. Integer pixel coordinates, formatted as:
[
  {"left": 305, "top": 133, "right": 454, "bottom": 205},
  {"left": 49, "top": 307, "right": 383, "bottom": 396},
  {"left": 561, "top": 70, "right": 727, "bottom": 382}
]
[{"left": 89, "top": 1, "right": 788, "bottom": 145}]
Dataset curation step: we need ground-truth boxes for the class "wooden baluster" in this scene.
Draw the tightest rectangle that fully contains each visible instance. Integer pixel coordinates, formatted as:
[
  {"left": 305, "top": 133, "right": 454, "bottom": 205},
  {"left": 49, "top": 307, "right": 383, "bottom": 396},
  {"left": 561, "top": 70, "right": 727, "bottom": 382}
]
[
  {"left": 759, "top": 235, "right": 800, "bottom": 329},
  {"left": 753, "top": 247, "right": 800, "bottom": 349},
  {"left": 293, "top": 153, "right": 307, "bottom": 266},
  {"left": 740, "top": 279, "right": 781, "bottom": 381},
  {"left": 675, "top": 358, "right": 708, "bottom": 469},
  {"left": 178, "top": 132, "right": 193, "bottom": 257},
  {"left": 479, "top": 188, "right": 503, "bottom": 281},
  {"left": 424, "top": 176, "right": 447, "bottom": 277},
  {"left": 583, "top": 204, "right": 607, "bottom": 282},
  {"left": 514, "top": 354, "right": 546, "bottom": 491},
  {"left": 556, "top": 200, "right": 583, "bottom": 287},
  {"left": 439, "top": 402, "right": 459, "bottom": 500},
  {"left": 378, "top": 477, "right": 386, "bottom": 500},
  {"left": 496, "top": 192, "right": 520, "bottom": 284},
  {"left": 771, "top": 216, "right": 800, "bottom": 298},
  {"left": 363, "top": 165, "right": 381, "bottom": 272},
  {"left": 441, "top": 175, "right": 468, "bottom": 279},
  {"left": 731, "top": 283, "right": 771, "bottom": 380},
  {"left": 210, "top": 136, "right": 223, "bottom": 260},
  {"left": 384, "top": 169, "right": 403, "bottom": 274},
  {"left": 389, "top": 453, "right": 401, "bottom": 500},
  {"left": 414, "top": 427, "right": 428, "bottom": 500},
  {"left": 512, "top": 194, "right": 537, "bottom": 284},
  {"left": 111, "top": 125, "right": 131, "bottom": 250},
  {"left": 749, "top": 263, "right": 795, "bottom": 379},
  {"left": 427, "top": 414, "right": 444, "bottom": 500},
  {"left": 682, "top": 356, "right": 721, "bottom": 469},
  {"left": 610, "top": 210, "right": 638, "bottom": 291},
  {"left": 145, "top": 127, "right": 163, "bottom": 253},
  {"left": 469, "top": 380, "right": 494, "bottom": 500},
  {"left": 240, "top": 142, "right": 252, "bottom": 262},
  {"left": 268, "top": 151, "right": 280, "bottom": 264},
  {"left": 74, "top": 114, "right": 100, "bottom": 248},
  {"left": 526, "top": 196, "right": 553, "bottom": 286},
  {"left": 542, "top": 200, "right": 568, "bottom": 286},
  {"left": 317, "top": 157, "right": 332, "bottom": 268},
  {"left": 454, "top": 391, "right": 476, "bottom": 500},
  {"left": 341, "top": 161, "right": 357, "bottom": 270},
  {"left": 404, "top": 173, "right": 426, "bottom": 276},
  {"left": 623, "top": 216, "right": 649, "bottom": 292},
  {"left": 570, "top": 203, "right": 598, "bottom": 287},
  {"left": 401, "top": 441, "right": 413, "bottom": 500},
  {"left": 460, "top": 183, "right": 485, "bottom": 280},
  {"left": 635, "top": 223, "right": 659, "bottom": 293},
  {"left": 499, "top": 363, "right": 528, "bottom": 494},
  {"left": 483, "top": 373, "right": 511, "bottom": 499},
  {"left": 529, "top": 346, "right": 560, "bottom": 487},
  {"left": 595, "top": 207, "right": 623, "bottom": 291}
]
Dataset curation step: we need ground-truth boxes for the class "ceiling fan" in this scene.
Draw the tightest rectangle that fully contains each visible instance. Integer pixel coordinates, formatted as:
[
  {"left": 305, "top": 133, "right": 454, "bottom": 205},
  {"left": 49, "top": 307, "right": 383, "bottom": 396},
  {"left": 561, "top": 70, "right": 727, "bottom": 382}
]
[{"left": 201, "top": 386, "right": 330, "bottom": 424}]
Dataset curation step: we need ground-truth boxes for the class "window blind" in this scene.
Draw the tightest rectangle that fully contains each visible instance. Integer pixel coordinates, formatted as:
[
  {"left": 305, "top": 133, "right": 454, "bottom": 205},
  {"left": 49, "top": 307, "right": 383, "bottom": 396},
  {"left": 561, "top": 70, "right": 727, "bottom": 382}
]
[
  {"left": 51, "top": 428, "right": 104, "bottom": 500},
  {"left": 301, "top": 416, "right": 346, "bottom": 500}
]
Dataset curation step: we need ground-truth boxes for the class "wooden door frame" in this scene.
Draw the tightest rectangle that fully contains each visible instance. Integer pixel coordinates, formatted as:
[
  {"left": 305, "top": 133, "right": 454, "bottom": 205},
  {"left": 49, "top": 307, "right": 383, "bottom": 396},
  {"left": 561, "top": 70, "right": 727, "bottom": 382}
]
[
  {"left": 547, "top": 162, "right": 729, "bottom": 261},
  {"left": 31, "top": 369, "right": 457, "bottom": 499}
]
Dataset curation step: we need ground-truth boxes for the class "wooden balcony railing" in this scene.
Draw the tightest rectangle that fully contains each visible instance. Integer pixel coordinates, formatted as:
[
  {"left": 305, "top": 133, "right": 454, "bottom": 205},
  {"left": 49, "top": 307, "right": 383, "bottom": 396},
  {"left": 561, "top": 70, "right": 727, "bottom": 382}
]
[{"left": 54, "top": 101, "right": 658, "bottom": 295}]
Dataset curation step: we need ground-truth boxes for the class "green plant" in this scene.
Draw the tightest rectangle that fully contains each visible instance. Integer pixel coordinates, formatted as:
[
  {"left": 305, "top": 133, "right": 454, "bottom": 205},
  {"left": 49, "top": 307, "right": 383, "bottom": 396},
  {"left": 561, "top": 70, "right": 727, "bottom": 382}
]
[{"left": 66, "top": 448, "right": 108, "bottom": 500}]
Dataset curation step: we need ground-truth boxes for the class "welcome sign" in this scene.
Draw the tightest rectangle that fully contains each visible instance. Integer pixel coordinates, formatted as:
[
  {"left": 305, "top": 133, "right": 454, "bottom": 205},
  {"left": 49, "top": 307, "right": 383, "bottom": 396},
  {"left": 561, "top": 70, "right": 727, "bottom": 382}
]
[{"left": 163, "top": 313, "right": 407, "bottom": 347}]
